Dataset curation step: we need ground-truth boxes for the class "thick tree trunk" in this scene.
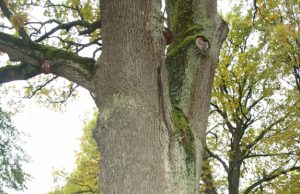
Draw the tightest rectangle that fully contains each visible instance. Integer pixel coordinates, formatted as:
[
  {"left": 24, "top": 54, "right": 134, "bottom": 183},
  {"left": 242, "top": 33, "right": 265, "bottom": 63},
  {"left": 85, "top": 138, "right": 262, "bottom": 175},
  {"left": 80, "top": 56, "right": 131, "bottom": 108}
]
[
  {"left": 165, "top": 0, "right": 228, "bottom": 193},
  {"left": 93, "top": 1, "right": 168, "bottom": 193},
  {"left": 0, "top": 0, "right": 227, "bottom": 193},
  {"left": 92, "top": 0, "right": 228, "bottom": 193}
]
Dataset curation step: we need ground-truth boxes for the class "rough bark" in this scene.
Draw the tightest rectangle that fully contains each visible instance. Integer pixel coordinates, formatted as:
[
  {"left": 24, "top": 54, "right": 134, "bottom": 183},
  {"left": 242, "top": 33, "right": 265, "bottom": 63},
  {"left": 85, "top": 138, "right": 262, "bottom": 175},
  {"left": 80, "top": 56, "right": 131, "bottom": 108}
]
[
  {"left": 165, "top": 0, "right": 228, "bottom": 192},
  {"left": 91, "top": 0, "right": 228, "bottom": 193},
  {"left": 0, "top": 32, "right": 96, "bottom": 91},
  {"left": 92, "top": 0, "right": 168, "bottom": 193},
  {"left": 0, "top": 0, "right": 228, "bottom": 193}
]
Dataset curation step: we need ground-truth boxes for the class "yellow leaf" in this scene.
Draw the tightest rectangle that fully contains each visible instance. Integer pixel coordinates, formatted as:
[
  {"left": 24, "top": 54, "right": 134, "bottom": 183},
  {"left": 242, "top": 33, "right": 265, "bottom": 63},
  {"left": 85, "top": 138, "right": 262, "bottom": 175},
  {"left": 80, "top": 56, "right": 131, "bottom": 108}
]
[{"left": 10, "top": 14, "right": 27, "bottom": 30}]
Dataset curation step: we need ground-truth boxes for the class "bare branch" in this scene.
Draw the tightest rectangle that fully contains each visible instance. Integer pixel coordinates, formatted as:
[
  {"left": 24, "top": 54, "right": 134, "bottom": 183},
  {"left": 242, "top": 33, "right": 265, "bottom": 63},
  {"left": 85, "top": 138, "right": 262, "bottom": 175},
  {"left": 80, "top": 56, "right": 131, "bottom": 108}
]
[
  {"left": 50, "top": 36, "right": 102, "bottom": 53},
  {"left": 78, "top": 20, "right": 102, "bottom": 35},
  {"left": 0, "top": 23, "right": 12, "bottom": 30},
  {"left": 24, "top": 76, "right": 59, "bottom": 99},
  {"left": 252, "top": 0, "right": 259, "bottom": 24},
  {"left": 35, "top": 20, "right": 101, "bottom": 42},
  {"left": 245, "top": 152, "right": 296, "bottom": 159}
]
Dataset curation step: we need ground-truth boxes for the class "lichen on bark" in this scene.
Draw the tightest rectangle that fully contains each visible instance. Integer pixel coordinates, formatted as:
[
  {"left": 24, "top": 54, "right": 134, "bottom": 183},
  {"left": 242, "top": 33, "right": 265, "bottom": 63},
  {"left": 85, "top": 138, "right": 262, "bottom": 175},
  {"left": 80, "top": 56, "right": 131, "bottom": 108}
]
[
  {"left": 165, "top": 0, "right": 228, "bottom": 193},
  {"left": 171, "top": 107, "right": 196, "bottom": 173},
  {"left": 166, "top": 0, "right": 212, "bottom": 107}
]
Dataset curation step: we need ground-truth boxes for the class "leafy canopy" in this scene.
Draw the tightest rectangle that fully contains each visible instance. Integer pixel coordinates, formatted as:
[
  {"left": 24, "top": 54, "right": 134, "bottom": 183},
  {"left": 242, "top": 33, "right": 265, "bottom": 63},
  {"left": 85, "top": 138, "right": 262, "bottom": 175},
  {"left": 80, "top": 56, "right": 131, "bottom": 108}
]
[
  {"left": 202, "top": 0, "right": 300, "bottom": 193},
  {"left": 0, "top": 108, "right": 29, "bottom": 193}
]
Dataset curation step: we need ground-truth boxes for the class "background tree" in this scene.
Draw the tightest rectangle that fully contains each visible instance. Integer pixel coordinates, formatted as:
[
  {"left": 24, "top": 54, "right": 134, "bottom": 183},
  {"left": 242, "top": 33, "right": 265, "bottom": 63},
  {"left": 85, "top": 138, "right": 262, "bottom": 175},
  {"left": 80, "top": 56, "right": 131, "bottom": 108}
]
[
  {"left": 0, "top": 108, "right": 29, "bottom": 193},
  {"left": 201, "top": 1, "right": 300, "bottom": 193},
  {"left": 253, "top": 0, "right": 300, "bottom": 92},
  {"left": 49, "top": 114, "right": 100, "bottom": 194},
  {"left": 0, "top": 0, "right": 228, "bottom": 193}
]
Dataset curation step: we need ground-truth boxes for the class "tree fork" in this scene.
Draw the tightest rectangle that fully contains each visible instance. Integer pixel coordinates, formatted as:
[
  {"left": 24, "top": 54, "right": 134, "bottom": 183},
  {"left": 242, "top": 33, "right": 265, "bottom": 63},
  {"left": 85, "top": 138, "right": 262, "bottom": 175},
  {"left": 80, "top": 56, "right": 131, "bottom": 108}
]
[
  {"left": 0, "top": 0, "right": 228, "bottom": 193},
  {"left": 93, "top": 0, "right": 227, "bottom": 193}
]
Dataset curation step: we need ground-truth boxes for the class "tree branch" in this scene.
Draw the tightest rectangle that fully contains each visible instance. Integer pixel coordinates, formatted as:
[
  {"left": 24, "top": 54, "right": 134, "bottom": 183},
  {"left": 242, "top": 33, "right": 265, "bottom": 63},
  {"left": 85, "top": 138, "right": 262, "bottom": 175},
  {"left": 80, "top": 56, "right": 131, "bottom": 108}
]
[
  {"left": 0, "top": 0, "right": 30, "bottom": 42},
  {"left": 0, "top": 63, "right": 41, "bottom": 83},
  {"left": 245, "top": 115, "right": 287, "bottom": 152},
  {"left": 245, "top": 152, "right": 295, "bottom": 159},
  {"left": 244, "top": 166, "right": 300, "bottom": 194},
  {"left": 24, "top": 75, "right": 59, "bottom": 99},
  {"left": 78, "top": 20, "right": 102, "bottom": 35},
  {"left": 0, "top": 32, "right": 96, "bottom": 92},
  {"left": 51, "top": 84, "right": 79, "bottom": 104},
  {"left": 211, "top": 102, "right": 236, "bottom": 133},
  {"left": 35, "top": 20, "right": 101, "bottom": 42},
  {"left": 206, "top": 147, "right": 229, "bottom": 173}
]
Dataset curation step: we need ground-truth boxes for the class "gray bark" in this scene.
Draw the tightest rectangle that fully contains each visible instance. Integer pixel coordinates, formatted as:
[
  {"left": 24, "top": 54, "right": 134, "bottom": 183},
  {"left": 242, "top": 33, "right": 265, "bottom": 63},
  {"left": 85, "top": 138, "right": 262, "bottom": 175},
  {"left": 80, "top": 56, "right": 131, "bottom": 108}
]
[
  {"left": 92, "top": 0, "right": 168, "bottom": 193},
  {"left": 92, "top": 0, "right": 228, "bottom": 193},
  {"left": 0, "top": 32, "right": 95, "bottom": 91},
  {"left": 0, "top": 0, "right": 227, "bottom": 193}
]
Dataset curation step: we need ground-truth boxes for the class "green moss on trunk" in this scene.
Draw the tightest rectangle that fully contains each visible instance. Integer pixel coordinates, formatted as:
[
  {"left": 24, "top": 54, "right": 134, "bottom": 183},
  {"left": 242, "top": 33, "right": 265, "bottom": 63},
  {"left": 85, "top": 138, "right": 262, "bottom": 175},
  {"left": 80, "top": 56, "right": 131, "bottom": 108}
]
[
  {"left": 170, "top": 0, "right": 194, "bottom": 35},
  {"left": 165, "top": 0, "right": 216, "bottom": 188},
  {"left": 171, "top": 107, "right": 196, "bottom": 175},
  {"left": 166, "top": 0, "right": 209, "bottom": 106}
]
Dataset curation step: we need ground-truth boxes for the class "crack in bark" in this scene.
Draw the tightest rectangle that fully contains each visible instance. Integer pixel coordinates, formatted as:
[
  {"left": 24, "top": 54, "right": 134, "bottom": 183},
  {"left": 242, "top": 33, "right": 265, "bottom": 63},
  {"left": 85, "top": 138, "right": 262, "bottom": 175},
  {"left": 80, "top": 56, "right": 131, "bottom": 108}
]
[{"left": 157, "top": 65, "right": 174, "bottom": 163}]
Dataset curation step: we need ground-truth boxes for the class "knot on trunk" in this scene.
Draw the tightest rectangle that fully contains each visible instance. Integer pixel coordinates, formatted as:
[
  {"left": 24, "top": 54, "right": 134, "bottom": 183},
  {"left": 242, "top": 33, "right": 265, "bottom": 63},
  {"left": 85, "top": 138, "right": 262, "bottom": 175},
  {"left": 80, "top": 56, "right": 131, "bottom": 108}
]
[
  {"left": 41, "top": 60, "right": 52, "bottom": 74},
  {"left": 195, "top": 37, "right": 209, "bottom": 51}
]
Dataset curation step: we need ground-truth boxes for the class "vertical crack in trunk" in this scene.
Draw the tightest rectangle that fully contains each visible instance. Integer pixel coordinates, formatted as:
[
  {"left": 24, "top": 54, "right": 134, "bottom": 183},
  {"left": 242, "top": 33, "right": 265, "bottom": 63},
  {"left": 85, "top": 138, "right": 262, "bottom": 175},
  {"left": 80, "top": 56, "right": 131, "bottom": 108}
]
[
  {"left": 157, "top": 64, "right": 174, "bottom": 163},
  {"left": 92, "top": 0, "right": 227, "bottom": 193},
  {"left": 165, "top": 0, "right": 228, "bottom": 193},
  {"left": 157, "top": 65, "right": 171, "bottom": 132}
]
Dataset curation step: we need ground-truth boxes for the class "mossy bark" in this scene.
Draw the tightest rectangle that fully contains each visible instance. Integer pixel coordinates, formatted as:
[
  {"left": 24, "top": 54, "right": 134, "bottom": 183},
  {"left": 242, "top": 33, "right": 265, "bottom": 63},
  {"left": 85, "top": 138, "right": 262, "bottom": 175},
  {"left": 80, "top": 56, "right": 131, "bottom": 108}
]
[
  {"left": 0, "top": 1, "right": 227, "bottom": 193},
  {"left": 201, "top": 151, "right": 218, "bottom": 194},
  {"left": 0, "top": 32, "right": 95, "bottom": 91},
  {"left": 165, "top": 0, "right": 228, "bottom": 193},
  {"left": 0, "top": 63, "right": 40, "bottom": 83}
]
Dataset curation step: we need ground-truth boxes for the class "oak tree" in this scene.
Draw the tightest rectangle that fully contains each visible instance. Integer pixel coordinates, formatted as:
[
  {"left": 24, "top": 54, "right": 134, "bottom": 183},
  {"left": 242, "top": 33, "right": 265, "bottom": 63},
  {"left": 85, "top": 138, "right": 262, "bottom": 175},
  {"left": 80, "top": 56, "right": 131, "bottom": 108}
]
[
  {"left": 0, "top": 0, "right": 227, "bottom": 193},
  {"left": 201, "top": 1, "right": 300, "bottom": 193}
]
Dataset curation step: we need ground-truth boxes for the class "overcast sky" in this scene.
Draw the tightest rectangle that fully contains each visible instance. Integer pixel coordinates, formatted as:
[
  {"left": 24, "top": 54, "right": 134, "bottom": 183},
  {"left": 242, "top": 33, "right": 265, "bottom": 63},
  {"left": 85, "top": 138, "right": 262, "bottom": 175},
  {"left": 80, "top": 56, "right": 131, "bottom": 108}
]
[{"left": 11, "top": 88, "right": 95, "bottom": 194}]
